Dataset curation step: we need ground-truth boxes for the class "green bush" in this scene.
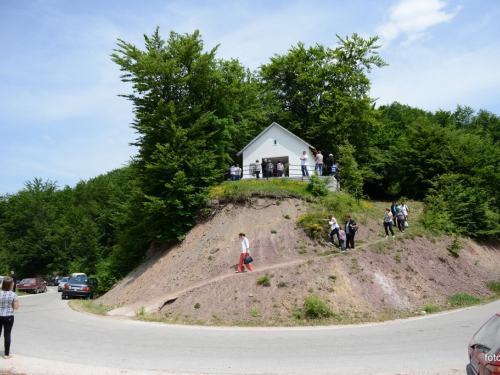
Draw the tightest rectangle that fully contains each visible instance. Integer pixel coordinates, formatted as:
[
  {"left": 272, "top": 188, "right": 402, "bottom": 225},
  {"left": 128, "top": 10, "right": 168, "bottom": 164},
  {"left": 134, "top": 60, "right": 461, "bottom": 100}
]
[
  {"left": 194, "top": 303, "right": 200, "bottom": 309},
  {"left": 306, "top": 173, "right": 330, "bottom": 197},
  {"left": 447, "top": 292, "right": 480, "bottom": 307},
  {"left": 256, "top": 274, "right": 271, "bottom": 287},
  {"left": 446, "top": 237, "right": 463, "bottom": 258},
  {"left": 303, "top": 295, "right": 334, "bottom": 318},
  {"left": 487, "top": 281, "right": 500, "bottom": 293}
]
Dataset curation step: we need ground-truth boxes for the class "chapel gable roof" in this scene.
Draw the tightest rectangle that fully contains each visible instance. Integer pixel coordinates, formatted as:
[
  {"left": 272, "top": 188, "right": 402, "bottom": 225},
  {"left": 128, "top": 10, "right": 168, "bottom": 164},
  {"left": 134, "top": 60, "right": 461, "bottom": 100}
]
[{"left": 236, "top": 122, "right": 314, "bottom": 156}]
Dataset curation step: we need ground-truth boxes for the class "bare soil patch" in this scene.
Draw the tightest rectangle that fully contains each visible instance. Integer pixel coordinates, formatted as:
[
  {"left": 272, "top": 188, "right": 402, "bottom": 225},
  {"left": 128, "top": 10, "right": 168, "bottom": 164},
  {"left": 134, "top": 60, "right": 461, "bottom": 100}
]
[{"left": 99, "top": 198, "right": 500, "bottom": 325}]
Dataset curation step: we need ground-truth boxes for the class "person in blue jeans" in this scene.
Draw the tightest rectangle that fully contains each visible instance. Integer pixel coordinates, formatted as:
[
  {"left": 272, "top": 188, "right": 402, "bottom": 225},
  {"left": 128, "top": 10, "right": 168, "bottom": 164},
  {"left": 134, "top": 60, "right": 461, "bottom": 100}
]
[
  {"left": 314, "top": 151, "right": 323, "bottom": 176},
  {"left": 300, "top": 151, "right": 309, "bottom": 176}
]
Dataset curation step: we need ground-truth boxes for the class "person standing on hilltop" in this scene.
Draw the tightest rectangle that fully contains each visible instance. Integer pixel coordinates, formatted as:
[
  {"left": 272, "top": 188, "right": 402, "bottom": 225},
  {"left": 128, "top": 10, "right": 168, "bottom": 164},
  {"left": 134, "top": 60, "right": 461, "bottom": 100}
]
[
  {"left": 325, "top": 154, "right": 334, "bottom": 176},
  {"left": 236, "top": 233, "right": 253, "bottom": 273},
  {"left": 300, "top": 151, "right": 309, "bottom": 177},
  {"left": 261, "top": 159, "right": 268, "bottom": 178},
  {"left": 315, "top": 151, "right": 324, "bottom": 176},
  {"left": 277, "top": 160, "right": 284, "bottom": 177},
  {"left": 253, "top": 160, "right": 261, "bottom": 179}
]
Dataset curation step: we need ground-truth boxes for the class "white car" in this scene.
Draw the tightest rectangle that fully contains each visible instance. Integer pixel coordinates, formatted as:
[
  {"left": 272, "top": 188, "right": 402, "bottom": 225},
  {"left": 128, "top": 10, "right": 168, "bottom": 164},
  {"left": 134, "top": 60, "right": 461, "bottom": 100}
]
[{"left": 57, "top": 277, "right": 70, "bottom": 292}]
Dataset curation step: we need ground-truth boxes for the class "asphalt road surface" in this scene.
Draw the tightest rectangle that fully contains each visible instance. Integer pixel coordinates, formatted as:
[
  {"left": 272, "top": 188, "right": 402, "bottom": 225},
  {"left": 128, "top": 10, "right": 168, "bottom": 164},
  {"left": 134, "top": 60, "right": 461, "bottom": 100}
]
[{"left": 3, "top": 287, "right": 498, "bottom": 375}]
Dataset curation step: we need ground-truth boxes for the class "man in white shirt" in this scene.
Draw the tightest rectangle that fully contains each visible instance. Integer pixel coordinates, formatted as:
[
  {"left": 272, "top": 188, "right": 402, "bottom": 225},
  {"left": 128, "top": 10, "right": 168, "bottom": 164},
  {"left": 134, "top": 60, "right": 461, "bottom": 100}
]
[
  {"left": 300, "top": 151, "right": 309, "bottom": 177},
  {"left": 229, "top": 165, "right": 236, "bottom": 181},
  {"left": 400, "top": 201, "right": 410, "bottom": 220},
  {"left": 235, "top": 164, "right": 242, "bottom": 180},
  {"left": 236, "top": 233, "right": 253, "bottom": 273}
]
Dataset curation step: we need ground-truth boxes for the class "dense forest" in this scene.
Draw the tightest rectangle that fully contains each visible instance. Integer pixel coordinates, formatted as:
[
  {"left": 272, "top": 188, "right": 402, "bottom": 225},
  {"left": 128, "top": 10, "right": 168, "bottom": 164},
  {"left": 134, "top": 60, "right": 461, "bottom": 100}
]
[{"left": 1, "top": 28, "right": 499, "bottom": 290}]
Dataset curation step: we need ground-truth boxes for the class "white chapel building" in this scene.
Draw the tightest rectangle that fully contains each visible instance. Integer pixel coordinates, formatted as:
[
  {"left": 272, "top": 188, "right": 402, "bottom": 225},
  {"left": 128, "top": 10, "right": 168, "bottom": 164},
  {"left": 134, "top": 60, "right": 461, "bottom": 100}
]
[{"left": 237, "top": 122, "right": 316, "bottom": 179}]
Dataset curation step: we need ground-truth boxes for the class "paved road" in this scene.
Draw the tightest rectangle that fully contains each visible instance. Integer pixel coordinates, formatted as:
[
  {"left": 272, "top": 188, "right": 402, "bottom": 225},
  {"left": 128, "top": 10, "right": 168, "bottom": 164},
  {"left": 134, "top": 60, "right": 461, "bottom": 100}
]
[{"left": 6, "top": 287, "right": 498, "bottom": 374}]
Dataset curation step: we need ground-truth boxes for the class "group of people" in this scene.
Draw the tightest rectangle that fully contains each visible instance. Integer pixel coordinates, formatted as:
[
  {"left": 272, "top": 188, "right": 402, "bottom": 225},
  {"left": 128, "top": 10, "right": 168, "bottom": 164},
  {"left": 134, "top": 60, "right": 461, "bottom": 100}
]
[
  {"left": 0, "top": 276, "right": 18, "bottom": 359},
  {"left": 229, "top": 150, "right": 341, "bottom": 180},
  {"left": 228, "top": 164, "right": 243, "bottom": 181},
  {"left": 323, "top": 215, "right": 358, "bottom": 252},
  {"left": 305, "top": 151, "right": 339, "bottom": 177},
  {"left": 252, "top": 159, "right": 285, "bottom": 179},
  {"left": 384, "top": 201, "right": 410, "bottom": 237}
]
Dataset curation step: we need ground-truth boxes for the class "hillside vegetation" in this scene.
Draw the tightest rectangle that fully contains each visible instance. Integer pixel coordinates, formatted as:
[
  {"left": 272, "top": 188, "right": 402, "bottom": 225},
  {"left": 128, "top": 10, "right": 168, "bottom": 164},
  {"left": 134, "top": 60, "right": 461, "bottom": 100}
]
[{"left": 94, "top": 190, "right": 500, "bottom": 326}]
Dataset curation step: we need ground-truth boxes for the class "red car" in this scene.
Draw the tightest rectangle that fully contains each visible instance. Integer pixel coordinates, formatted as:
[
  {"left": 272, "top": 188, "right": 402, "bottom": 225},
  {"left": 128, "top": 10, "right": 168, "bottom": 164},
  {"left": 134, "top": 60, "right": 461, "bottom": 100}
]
[
  {"left": 468, "top": 312, "right": 500, "bottom": 375},
  {"left": 18, "top": 278, "right": 47, "bottom": 294}
]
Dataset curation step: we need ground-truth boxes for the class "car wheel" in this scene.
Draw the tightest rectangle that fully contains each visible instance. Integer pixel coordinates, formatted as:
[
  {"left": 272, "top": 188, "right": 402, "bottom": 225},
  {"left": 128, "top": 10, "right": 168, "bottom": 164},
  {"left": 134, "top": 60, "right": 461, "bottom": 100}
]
[
  {"left": 61, "top": 294, "right": 65, "bottom": 300},
  {"left": 35, "top": 288, "right": 39, "bottom": 294}
]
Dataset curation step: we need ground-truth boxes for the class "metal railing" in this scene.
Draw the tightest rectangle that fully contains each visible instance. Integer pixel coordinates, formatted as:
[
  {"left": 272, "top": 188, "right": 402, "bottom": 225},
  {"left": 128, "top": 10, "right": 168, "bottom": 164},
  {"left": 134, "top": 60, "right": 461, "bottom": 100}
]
[{"left": 226, "top": 164, "right": 339, "bottom": 190}]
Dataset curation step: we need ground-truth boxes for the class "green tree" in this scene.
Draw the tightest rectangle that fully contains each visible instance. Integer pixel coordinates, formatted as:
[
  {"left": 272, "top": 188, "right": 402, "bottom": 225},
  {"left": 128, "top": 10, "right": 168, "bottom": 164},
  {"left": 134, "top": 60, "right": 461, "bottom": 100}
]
[
  {"left": 260, "top": 34, "right": 387, "bottom": 159},
  {"left": 112, "top": 28, "right": 259, "bottom": 242}
]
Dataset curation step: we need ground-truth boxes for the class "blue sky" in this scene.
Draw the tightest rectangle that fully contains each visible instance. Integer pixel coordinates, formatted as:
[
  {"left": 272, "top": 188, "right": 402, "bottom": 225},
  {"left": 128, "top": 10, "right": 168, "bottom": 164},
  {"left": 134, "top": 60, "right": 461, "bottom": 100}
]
[{"left": 1, "top": 0, "right": 499, "bottom": 194}]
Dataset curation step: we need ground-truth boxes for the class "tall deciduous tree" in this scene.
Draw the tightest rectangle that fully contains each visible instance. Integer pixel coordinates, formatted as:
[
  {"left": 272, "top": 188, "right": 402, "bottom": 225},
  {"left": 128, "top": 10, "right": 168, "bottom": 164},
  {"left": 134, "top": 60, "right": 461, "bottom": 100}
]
[
  {"left": 260, "top": 34, "right": 387, "bottom": 159},
  {"left": 112, "top": 28, "right": 259, "bottom": 241}
]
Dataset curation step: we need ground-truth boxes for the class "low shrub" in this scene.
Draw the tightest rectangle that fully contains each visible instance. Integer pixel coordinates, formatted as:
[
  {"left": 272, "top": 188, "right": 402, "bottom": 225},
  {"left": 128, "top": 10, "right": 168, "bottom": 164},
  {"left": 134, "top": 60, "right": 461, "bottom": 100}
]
[
  {"left": 303, "top": 295, "right": 334, "bottom": 318},
  {"left": 256, "top": 274, "right": 271, "bottom": 287},
  {"left": 447, "top": 292, "right": 480, "bottom": 307}
]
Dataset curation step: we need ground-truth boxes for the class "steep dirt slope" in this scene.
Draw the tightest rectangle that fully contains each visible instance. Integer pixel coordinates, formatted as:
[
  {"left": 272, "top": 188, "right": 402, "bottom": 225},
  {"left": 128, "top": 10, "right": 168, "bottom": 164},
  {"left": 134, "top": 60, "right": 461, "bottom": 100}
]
[{"left": 100, "top": 198, "right": 500, "bottom": 325}]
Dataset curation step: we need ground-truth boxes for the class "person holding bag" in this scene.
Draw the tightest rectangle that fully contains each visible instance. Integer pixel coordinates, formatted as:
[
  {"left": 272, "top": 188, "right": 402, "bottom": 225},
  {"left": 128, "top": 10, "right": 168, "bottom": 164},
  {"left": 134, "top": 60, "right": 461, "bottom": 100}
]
[
  {"left": 0, "top": 277, "right": 19, "bottom": 359},
  {"left": 236, "top": 233, "right": 253, "bottom": 273}
]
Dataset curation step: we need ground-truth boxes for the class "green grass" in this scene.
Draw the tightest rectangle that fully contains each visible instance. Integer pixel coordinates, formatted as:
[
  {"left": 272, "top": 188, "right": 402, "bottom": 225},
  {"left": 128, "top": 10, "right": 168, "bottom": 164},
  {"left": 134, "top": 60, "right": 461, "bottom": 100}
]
[
  {"left": 69, "top": 300, "right": 117, "bottom": 315},
  {"left": 487, "top": 281, "right": 500, "bottom": 293},
  {"left": 424, "top": 304, "right": 440, "bottom": 313},
  {"left": 447, "top": 292, "right": 481, "bottom": 307},
  {"left": 208, "top": 179, "right": 312, "bottom": 201}
]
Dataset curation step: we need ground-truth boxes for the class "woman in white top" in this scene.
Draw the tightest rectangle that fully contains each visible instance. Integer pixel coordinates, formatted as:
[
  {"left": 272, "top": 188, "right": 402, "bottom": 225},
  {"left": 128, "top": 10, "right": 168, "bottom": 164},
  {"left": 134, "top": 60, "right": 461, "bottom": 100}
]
[
  {"left": 236, "top": 233, "right": 253, "bottom": 273},
  {"left": 300, "top": 151, "right": 309, "bottom": 177},
  {"left": 327, "top": 215, "right": 340, "bottom": 246},
  {"left": 0, "top": 277, "right": 19, "bottom": 359}
]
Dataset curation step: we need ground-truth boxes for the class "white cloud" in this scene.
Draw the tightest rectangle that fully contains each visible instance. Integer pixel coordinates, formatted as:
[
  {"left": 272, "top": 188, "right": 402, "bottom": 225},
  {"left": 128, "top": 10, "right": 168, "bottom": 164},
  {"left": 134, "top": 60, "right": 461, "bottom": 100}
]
[
  {"left": 370, "top": 44, "right": 500, "bottom": 113},
  {"left": 377, "top": 0, "right": 461, "bottom": 46}
]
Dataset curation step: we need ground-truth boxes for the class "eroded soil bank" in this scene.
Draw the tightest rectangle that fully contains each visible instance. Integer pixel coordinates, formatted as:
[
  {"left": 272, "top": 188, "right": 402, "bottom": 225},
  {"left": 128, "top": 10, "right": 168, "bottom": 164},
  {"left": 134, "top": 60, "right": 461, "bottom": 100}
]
[{"left": 99, "top": 198, "right": 500, "bottom": 325}]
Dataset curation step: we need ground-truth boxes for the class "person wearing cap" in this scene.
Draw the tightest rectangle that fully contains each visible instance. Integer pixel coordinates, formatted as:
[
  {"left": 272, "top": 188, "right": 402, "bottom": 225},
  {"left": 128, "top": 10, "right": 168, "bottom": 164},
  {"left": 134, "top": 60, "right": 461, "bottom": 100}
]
[{"left": 325, "top": 154, "right": 334, "bottom": 176}]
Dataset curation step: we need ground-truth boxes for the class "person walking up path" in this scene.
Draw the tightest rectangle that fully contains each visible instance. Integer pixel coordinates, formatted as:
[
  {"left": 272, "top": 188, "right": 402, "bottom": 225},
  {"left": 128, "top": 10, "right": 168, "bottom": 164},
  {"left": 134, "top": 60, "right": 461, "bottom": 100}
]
[
  {"left": 345, "top": 215, "right": 357, "bottom": 250},
  {"left": 0, "top": 277, "right": 19, "bottom": 359},
  {"left": 384, "top": 208, "right": 395, "bottom": 238},
  {"left": 390, "top": 202, "right": 398, "bottom": 226},
  {"left": 327, "top": 215, "right": 340, "bottom": 246},
  {"left": 339, "top": 228, "right": 346, "bottom": 252},
  {"left": 395, "top": 207, "right": 406, "bottom": 233},
  {"left": 236, "top": 233, "right": 253, "bottom": 273}
]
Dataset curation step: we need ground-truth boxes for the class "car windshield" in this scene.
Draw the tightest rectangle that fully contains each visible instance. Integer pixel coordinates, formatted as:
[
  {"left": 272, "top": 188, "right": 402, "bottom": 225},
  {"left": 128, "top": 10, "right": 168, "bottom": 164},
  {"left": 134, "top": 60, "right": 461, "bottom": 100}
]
[
  {"left": 473, "top": 315, "right": 500, "bottom": 355},
  {"left": 21, "top": 278, "right": 35, "bottom": 283},
  {"left": 70, "top": 277, "right": 88, "bottom": 284}
]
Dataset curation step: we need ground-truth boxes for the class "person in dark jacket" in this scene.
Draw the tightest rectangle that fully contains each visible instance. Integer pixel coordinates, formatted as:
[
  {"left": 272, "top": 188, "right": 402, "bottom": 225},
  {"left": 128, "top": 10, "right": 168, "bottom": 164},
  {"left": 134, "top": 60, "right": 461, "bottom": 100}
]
[
  {"left": 261, "top": 159, "right": 268, "bottom": 178},
  {"left": 390, "top": 201, "right": 398, "bottom": 226},
  {"left": 325, "top": 154, "right": 334, "bottom": 176},
  {"left": 344, "top": 215, "right": 358, "bottom": 250}
]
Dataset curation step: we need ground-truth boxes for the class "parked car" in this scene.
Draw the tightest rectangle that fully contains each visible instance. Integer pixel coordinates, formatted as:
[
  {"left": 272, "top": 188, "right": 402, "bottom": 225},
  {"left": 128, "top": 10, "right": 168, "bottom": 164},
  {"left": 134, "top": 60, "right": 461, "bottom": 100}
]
[
  {"left": 61, "top": 277, "right": 97, "bottom": 299},
  {"left": 18, "top": 278, "right": 47, "bottom": 294},
  {"left": 57, "top": 277, "right": 70, "bottom": 292},
  {"left": 47, "top": 275, "right": 64, "bottom": 286},
  {"left": 467, "top": 312, "right": 500, "bottom": 375},
  {"left": 69, "top": 273, "right": 87, "bottom": 279}
]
